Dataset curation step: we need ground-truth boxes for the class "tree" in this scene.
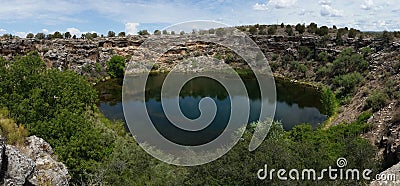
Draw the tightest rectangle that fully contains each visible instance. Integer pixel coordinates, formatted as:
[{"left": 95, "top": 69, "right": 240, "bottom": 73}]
[
  {"left": 106, "top": 55, "right": 126, "bottom": 78},
  {"left": 52, "top": 31, "right": 63, "bottom": 39},
  {"left": 64, "top": 32, "right": 71, "bottom": 39},
  {"left": 138, "top": 30, "right": 150, "bottom": 35},
  {"left": 26, "top": 33, "right": 34, "bottom": 38},
  {"left": 316, "top": 26, "right": 329, "bottom": 36},
  {"left": 295, "top": 23, "right": 306, "bottom": 34},
  {"left": 154, "top": 30, "right": 161, "bottom": 35},
  {"left": 118, "top": 32, "right": 126, "bottom": 37},
  {"left": 268, "top": 26, "right": 277, "bottom": 35},
  {"left": 307, "top": 22, "right": 318, "bottom": 33},
  {"left": 162, "top": 30, "right": 168, "bottom": 35},
  {"left": 107, "top": 31, "right": 116, "bottom": 37},
  {"left": 348, "top": 28, "right": 358, "bottom": 38},
  {"left": 179, "top": 31, "right": 185, "bottom": 35},
  {"left": 285, "top": 25, "right": 294, "bottom": 36},
  {"left": 280, "top": 23, "right": 285, "bottom": 28},
  {"left": 171, "top": 31, "right": 175, "bottom": 35},
  {"left": 249, "top": 26, "right": 258, "bottom": 35},
  {"left": 35, "top": 33, "right": 45, "bottom": 39}
]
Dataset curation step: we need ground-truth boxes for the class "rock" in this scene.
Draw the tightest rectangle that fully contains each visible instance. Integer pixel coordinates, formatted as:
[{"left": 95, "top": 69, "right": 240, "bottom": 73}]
[
  {"left": 0, "top": 136, "right": 70, "bottom": 186},
  {"left": 370, "top": 162, "right": 400, "bottom": 186},
  {"left": 3, "top": 145, "right": 35, "bottom": 186},
  {"left": 22, "top": 136, "right": 70, "bottom": 186}
]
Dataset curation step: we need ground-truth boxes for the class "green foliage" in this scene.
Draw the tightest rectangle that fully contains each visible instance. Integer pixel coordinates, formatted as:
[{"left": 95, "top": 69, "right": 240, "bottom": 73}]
[
  {"left": 138, "top": 30, "right": 150, "bottom": 35},
  {"left": 320, "top": 87, "right": 337, "bottom": 116},
  {"left": 106, "top": 55, "right": 126, "bottom": 78},
  {"left": 348, "top": 28, "right": 358, "bottom": 38},
  {"left": 0, "top": 108, "right": 29, "bottom": 146},
  {"left": 332, "top": 48, "right": 368, "bottom": 75},
  {"left": 333, "top": 72, "right": 365, "bottom": 97},
  {"left": 64, "top": 32, "right": 71, "bottom": 39},
  {"left": 365, "top": 91, "right": 389, "bottom": 111},
  {"left": 26, "top": 33, "right": 34, "bottom": 38},
  {"left": 290, "top": 61, "right": 308, "bottom": 73},
  {"left": 295, "top": 23, "right": 306, "bottom": 34},
  {"left": 249, "top": 26, "right": 258, "bottom": 35},
  {"left": 285, "top": 25, "right": 294, "bottom": 36},
  {"left": 298, "top": 46, "right": 313, "bottom": 60},
  {"left": 118, "top": 32, "right": 125, "bottom": 37},
  {"left": 215, "top": 28, "right": 225, "bottom": 36},
  {"left": 185, "top": 119, "right": 378, "bottom": 185},
  {"left": 0, "top": 53, "right": 115, "bottom": 183},
  {"left": 35, "top": 33, "right": 45, "bottom": 39},
  {"left": 154, "top": 30, "right": 161, "bottom": 35},
  {"left": 107, "top": 31, "right": 116, "bottom": 37},
  {"left": 267, "top": 25, "right": 277, "bottom": 35},
  {"left": 316, "top": 26, "right": 329, "bottom": 36},
  {"left": 317, "top": 51, "right": 329, "bottom": 62},
  {"left": 307, "top": 22, "right": 318, "bottom": 33}
]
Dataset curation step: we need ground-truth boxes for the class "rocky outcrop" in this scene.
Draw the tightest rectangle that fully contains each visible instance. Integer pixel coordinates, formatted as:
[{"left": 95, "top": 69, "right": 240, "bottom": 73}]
[
  {"left": 0, "top": 136, "right": 69, "bottom": 186},
  {"left": 370, "top": 162, "right": 400, "bottom": 186}
]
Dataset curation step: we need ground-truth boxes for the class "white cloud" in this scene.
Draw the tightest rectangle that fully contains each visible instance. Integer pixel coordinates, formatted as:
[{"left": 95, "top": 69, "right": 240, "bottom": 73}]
[
  {"left": 253, "top": 3, "right": 268, "bottom": 11},
  {"left": 361, "top": 0, "right": 374, "bottom": 10},
  {"left": 0, "top": 28, "right": 6, "bottom": 34},
  {"left": 15, "top": 32, "right": 27, "bottom": 38},
  {"left": 42, "top": 29, "right": 49, "bottom": 34},
  {"left": 320, "top": 5, "right": 343, "bottom": 17},
  {"left": 66, "top": 27, "right": 81, "bottom": 36},
  {"left": 267, "top": 0, "right": 297, "bottom": 9},
  {"left": 125, "top": 22, "right": 139, "bottom": 35}
]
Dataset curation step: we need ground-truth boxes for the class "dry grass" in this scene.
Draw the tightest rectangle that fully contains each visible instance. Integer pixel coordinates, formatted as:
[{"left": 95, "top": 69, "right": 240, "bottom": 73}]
[{"left": 0, "top": 108, "right": 28, "bottom": 146}]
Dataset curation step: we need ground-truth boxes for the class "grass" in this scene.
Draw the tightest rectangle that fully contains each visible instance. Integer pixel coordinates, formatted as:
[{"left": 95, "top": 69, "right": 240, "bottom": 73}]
[{"left": 0, "top": 108, "right": 29, "bottom": 146}]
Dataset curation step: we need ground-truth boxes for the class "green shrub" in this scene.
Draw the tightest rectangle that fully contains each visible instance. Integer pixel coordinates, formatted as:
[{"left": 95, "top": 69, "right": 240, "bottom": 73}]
[
  {"left": 365, "top": 91, "right": 389, "bottom": 111},
  {"left": 333, "top": 72, "right": 365, "bottom": 97},
  {"left": 106, "top": 55, "right": 126, "bottom": 78},
  {"left": 320, "top": 87, "right": 337, "bottom": 116}
]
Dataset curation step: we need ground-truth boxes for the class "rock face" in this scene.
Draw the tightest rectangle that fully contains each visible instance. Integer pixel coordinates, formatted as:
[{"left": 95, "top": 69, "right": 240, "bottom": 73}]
[
  {"left": 0, "top": 136, "right": 69, "bottom": 186},
  {"left": 370, "top": 162, "right": 400, "bottom": 186}
]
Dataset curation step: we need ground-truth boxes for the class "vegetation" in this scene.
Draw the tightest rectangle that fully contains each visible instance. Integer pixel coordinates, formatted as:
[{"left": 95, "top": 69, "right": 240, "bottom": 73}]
[
  {"left": 106, "top": 55, "right": 126, "bottom": 78},
  {"left": 0, "top": 108, "right": 29, "bottom": 146},
  {"left": 365, "top": 91, "right": 389, "bottom": 111}
]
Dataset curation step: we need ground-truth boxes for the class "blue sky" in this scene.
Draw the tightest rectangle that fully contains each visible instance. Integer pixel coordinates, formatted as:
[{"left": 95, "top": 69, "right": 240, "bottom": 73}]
[{"left": 0, "top": 0, "right": 399, "bottom": 37}]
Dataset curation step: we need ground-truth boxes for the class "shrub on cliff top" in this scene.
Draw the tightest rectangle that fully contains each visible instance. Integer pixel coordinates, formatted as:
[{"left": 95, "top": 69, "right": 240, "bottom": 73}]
[{"left": 106, "top": 55, "right": 126, "bottom": 78}]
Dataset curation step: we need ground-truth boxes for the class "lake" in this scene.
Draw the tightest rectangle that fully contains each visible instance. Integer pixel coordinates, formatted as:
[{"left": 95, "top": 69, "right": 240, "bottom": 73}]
[{"left": 95, "top": 73, "right": 327, "bottom": 145}]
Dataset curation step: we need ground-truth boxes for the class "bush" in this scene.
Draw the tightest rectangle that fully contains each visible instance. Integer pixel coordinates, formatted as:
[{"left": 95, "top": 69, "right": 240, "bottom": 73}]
[
  {"left": 290, "top": 61, "right": 308, "bottom": 73},
  {"left": 320, "top": 87, "right": 337, "bottom": 116},
  {"left": 106, "top": 55, "right": 126, "bottom": 78},
  {"left": 267, "top": 26, "right": 277, "bottom": 35},
  {"left": 333, "top": 72, "right": 365, "bottom": 97},
  {"left": 365, "top": 91, "right": 389, "bottom": 111},
  {"left": 0, "top": 108, "right": 28, "bottom": 146}
]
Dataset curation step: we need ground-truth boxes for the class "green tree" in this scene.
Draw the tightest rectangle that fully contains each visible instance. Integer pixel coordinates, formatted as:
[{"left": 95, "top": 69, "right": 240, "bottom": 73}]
[
  {"left": 348, "top": 28, "right": 358, "bottom": 38},
  {"left": 249, "top": 26, "right": 258, "bottom": 35},
  {"left": 138, "top": 30, "right": 150, "bottom": 35},
  {"left": 316, "top": 26, "right": 329, "bottom": 36},
  {"left": 285, "top": 25, "right": 294, "bottom": 36},
  {"left": 307, "top": 22, "right": 318, "bottom": 33},
  {"left": 106, "top": 55, "right": 126, "bottom": 78},
  {"left": 52, "top": 31, "right": 63, "bottom": 39},
  {"left": 107, "top": 31, "right": 116, "bottom": 37},
  {"left": 295, "top": 23, "right": 306, "bottom": 34},
  {"left": 35, "top": 33, "right": 45, "bottom": 39},
  {"left": 154, "top": 30, "right": 161, "bottom": 35},
  {"left": 64, "top": 32, "right": 71, "bottom": 39},
  {"left": 267, "top": 26, "right": 277, "bottom": 35},
  {"left": 162, "top": 30, "right": 168, "bottom": 35},
  {"left": 26, "top": 33, "right": 34, "bottom": 38},
  {"left": 118, "top": 31, "right": 126, "bottom": 37}
]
